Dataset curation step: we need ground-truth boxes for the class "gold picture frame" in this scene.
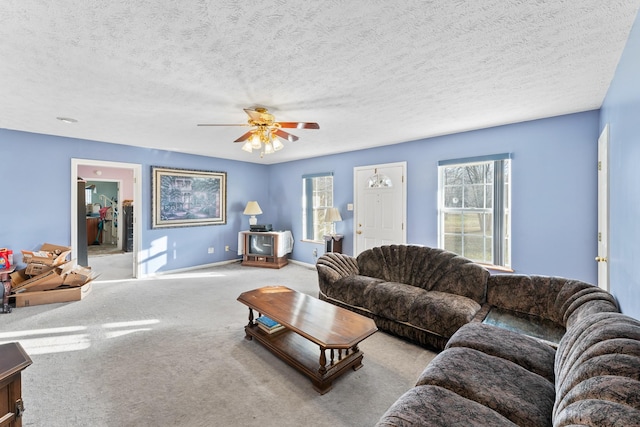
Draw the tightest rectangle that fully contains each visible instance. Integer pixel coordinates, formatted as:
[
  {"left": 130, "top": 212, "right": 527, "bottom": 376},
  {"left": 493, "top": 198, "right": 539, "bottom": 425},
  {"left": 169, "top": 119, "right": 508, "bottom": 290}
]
[{"left": 152, "top": 166, "right": 227, "bottom": 228}]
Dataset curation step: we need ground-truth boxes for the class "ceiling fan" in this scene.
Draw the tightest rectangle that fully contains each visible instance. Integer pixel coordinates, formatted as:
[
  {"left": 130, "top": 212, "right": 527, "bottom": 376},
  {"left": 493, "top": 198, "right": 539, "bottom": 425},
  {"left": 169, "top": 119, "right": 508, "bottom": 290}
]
[{"left": 197, "top": 107, "right": 320, "bottom": 156}]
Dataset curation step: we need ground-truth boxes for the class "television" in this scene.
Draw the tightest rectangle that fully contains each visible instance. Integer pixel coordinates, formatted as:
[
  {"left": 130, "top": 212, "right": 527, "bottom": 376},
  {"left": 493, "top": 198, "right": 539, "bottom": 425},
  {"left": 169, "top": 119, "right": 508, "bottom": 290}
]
[{"left": 247, "top": 233, "right": 274, "bottom": 256}]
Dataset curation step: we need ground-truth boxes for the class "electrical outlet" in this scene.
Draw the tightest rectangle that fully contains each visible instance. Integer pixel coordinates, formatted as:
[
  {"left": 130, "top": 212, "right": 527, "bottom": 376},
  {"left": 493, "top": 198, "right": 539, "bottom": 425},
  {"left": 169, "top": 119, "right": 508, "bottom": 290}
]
[
  {"left": 208, "top": 247, "right": 214, "bottom": 254},
  {"left": 313, "top": 248, "right": 318, "bottom": 258},
  {"left": 225, "top": 246, "right": 230, "bottom": 252}
]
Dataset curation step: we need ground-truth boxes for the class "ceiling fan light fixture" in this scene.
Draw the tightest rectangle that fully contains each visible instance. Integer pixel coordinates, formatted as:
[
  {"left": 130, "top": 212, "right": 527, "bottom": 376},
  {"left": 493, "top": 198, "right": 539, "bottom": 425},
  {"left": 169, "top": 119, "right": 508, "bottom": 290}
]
[
  {"left": 272, "top": 138, "right": 284, "bottom": 151},
  {"left": 241, "top": 141, "right": 253, "bottom": 153},
  {"left": 198, "top": 107, "right": 319, "bottom": 157},
  {"left": 264, "top": 141, "right": 275, "bottom": 155},
  {"left": 250, "top": 132, "right": 262, "bottom": 149}
]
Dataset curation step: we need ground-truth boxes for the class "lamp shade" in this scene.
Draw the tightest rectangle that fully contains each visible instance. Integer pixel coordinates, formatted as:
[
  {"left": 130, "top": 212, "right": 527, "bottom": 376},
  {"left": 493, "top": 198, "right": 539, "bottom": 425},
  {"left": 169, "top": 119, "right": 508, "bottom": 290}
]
[
  {"left": 243, "top": 201, "right": 263, "bottom": 216},
  {"left": 325, "top": 207, "right": 342, "bottom": 223}
]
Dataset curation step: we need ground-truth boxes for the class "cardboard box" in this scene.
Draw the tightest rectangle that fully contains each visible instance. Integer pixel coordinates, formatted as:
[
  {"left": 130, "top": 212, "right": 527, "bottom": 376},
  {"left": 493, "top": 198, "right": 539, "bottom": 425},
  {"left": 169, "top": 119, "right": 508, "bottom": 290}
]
[
  {"left": 10, "top": 263, "right": 70, "bottom": 293},
  {"left": 11, "top": 282, "right": 92, "bottom": 308},
  {"left": 21, "top": 243, "right": 71, "bottom": 266},
  {"left": 24, "top": 262, "right": 56, "bottom": 276},
  {"left": 63, "top": 265, "right": 99, "bottom": 286}
]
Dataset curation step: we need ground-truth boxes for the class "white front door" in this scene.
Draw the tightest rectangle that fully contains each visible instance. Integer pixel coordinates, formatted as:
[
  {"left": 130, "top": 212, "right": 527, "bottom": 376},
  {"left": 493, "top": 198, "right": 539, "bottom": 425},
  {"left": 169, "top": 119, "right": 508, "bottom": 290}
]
[
  {"left": 354, "top": 162, "right": 406, "bottom": 256},
  {"left": 597, "top": 125, "right": 610, "bottom": 291}
]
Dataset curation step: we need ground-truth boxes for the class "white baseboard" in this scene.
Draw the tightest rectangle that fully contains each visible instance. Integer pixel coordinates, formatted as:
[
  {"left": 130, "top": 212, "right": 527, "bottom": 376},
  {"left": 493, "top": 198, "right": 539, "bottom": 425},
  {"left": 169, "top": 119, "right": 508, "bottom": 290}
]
[{"left": 141, "top": 258, "right": 241, "bottom": 278}]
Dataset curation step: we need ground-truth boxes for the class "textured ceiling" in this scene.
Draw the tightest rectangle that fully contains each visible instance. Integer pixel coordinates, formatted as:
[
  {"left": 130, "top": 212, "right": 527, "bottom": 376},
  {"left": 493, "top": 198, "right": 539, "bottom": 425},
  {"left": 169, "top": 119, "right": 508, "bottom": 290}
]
[{"left": 1, "top": 1, "right": 639, "bottom": 164}]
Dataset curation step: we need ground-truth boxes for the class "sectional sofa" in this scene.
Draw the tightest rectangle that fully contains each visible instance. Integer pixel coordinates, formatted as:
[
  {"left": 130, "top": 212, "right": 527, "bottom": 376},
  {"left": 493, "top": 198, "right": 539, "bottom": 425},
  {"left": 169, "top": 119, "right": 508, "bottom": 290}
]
[
  {"left": 315, "top": 245, "right": 638, "bottom": 426},
  {"left": 316, "top": 245, "right": 618, "bottom": 350},
  {"left": 376, "top": 312, "right": 640, "bottom": 426}
]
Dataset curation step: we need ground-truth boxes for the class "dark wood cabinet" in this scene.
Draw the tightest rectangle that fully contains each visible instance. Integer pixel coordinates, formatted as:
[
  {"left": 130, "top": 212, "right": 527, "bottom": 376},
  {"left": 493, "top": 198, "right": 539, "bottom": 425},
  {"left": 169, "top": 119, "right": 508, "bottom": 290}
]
[
  {"left": 77, "top": 180, "right": 88, "bottom": 266},
  {"left": 0, "top": 342, "right": 32, "bottom": 427},
  {"left": 86, "top": 217, "right": 102, "bottom": 246},
  {"left": 123, "top": 205, "right": 133, "bottom": 252},
  {"left": 324, "top": 234, "right": 344, "bottom": 254}
]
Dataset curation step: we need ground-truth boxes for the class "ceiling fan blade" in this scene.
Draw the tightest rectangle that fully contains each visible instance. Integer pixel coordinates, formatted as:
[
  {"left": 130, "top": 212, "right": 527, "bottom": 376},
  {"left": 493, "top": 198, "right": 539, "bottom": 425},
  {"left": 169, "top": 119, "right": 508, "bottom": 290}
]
[
  {"left": 274, "top": 129, "right": 299, "bottom": 142},
  {"left": 197, "top": 123, "right": 249, "bottom": 127},
  {"left": 234, "top": 131, "right": 253, "bottom": 142},
  {"left": 277, "top": 122, "right": 320, "bottom": 129},
  {"left": 244, "top": 108, "right": 275, "bottom": 124}
]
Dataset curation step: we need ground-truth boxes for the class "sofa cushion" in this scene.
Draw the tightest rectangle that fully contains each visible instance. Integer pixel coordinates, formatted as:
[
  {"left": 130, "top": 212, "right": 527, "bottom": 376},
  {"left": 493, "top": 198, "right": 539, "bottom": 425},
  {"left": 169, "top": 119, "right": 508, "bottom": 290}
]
[
  {"left": 554, "top": 376, "right": 640, "bottom": 417},
  {"left": 416, "top": 347, "right": 555, "bottom": 427},
  {"left": 554, "top": 400, "right": 640, "bottom": 427},
  {"left": 356, "top": 245, "right": 488, "bottom": 303},
  {"left": 555, "top": 313, "right": 640, "bottom": 388},
  {"left": 554, "top": 313, "right": 640, "bottom": 426},
  {"left": 375, "top": 385, "right": 517, "bottom": 427},
  {"left": 365, "top": 281, "right": 426, "bottom": 322},
  {"left": 408, "top": 291, "right": 481, "bottom": 338},
  {"left": 446, "top": 322, "right": 556, "bottom": 383},
  {"left": 327, "top": 275, "right": 384, "bottom": 309}
]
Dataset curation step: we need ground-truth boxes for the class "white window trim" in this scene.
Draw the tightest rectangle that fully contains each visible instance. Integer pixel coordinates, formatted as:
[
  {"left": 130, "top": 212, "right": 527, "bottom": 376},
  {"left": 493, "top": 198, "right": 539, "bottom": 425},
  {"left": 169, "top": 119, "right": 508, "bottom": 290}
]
[
  {"left": 438, "top": 154, "right": 511, "bottom": 268},
  {"left": 302, "top": 172, "right": 334, "bottom": 242}
]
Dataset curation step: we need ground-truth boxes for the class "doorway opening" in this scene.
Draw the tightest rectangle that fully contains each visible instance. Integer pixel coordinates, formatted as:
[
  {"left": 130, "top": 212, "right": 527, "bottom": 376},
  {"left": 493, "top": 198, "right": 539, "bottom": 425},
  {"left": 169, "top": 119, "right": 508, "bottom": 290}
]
[{"left": 71, "top": 159, "right": 142, "bottom": 279}]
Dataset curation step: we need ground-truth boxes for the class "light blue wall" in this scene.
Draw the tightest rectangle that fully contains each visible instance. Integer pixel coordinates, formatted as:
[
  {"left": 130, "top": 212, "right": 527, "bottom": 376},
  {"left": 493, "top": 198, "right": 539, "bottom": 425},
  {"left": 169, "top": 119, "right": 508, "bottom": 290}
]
[
  {"left": 2, "top": 109, "right": 600, "bottom": 283},
  {"left": 2, "top": 129, "right": 267, "bottom": 273},
  {"left": 273, "top": 111, "right": 600, "bottom": 283},
  {"left": 600, "top": 10, "right": 640, "bottom": 319}
]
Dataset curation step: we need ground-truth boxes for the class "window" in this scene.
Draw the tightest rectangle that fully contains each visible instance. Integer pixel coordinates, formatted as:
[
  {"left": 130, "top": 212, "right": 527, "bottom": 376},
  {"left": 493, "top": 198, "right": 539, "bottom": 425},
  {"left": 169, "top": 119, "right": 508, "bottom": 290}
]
[
  {"left": 438, "top": 154, "right": 511, "bottom": 267},
  {"left": 302, "top": 173, "right": 334, "bottom": 241}
]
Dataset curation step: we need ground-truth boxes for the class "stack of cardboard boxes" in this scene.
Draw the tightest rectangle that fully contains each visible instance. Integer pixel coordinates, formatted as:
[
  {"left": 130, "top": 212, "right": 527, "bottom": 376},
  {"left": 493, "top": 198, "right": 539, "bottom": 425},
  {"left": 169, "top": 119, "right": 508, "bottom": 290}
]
[{"left": 10, "top": 243, "right": 97, "bottom": 307}]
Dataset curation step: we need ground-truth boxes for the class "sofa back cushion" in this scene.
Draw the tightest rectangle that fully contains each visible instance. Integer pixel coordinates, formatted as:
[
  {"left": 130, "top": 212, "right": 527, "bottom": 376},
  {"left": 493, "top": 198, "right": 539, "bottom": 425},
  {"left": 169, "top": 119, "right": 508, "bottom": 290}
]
[
  {"left": 487, "top": 274, "right": 619, "bottom": 326},
  {"left": 553, "top": 312, "right": 640, "bottom": 426},
  {"left": 356, "top": 245, "right": 489, "bottom": 304}
]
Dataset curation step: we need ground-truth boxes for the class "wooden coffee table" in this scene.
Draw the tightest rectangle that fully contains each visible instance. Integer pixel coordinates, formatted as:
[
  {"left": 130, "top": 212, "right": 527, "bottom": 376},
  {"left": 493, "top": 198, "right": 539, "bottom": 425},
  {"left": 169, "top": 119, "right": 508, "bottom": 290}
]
[{"left": 237, "top": 286, "right": 378, "bottom": 394}]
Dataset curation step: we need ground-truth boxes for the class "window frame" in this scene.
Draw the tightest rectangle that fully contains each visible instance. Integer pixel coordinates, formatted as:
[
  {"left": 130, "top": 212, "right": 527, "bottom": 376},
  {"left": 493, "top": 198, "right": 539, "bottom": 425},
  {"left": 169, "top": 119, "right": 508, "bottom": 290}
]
[
  {"left": 437, "top": 154, "right": 511, "bottom": 269},
  {"left": 302, "top": 172, "right": 334, "bottom": 242}
]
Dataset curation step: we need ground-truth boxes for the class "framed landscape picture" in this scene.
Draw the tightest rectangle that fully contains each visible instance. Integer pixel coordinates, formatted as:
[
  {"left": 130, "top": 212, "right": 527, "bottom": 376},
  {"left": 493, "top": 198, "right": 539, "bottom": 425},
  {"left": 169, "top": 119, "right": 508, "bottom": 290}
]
[{"left": 152, "top": 166, "right": 227, "bottom": 228}]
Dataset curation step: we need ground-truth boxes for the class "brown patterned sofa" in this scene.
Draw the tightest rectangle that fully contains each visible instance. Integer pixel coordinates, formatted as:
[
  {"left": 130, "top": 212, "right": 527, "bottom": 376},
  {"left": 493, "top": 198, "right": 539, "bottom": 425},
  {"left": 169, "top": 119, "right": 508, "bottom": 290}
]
[
  {"left": 376, "top": 311, "right": 640, "bottom": 426},
  {"left": 316, "top": 245, "right": 619, "bottom": 350},
  {"left": 317, "top": 245, "right": 636, "bottom": 425},
  {"left": 316, "top": 245, "right": 490, "bottom": 350}
]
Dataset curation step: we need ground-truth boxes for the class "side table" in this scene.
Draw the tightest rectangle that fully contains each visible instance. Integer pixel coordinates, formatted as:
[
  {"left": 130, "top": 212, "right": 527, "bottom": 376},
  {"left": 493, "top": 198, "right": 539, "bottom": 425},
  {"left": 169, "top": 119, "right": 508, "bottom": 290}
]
[
  {"left": 0, "top": 342, "right": 32, "bottom": 427},
  {"left": 323, "top": 234, "right": 343, "bottom": 254}
]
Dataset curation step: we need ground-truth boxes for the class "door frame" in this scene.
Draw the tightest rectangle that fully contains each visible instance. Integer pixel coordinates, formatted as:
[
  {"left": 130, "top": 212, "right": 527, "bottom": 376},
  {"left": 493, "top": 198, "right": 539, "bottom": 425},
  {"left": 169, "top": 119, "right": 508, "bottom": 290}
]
[
  {"left": 597, "top": 124, "right": 610, "bottom": 291},
  {"left": 71, "top": 158, "right": 142, "bottom": 279},
  {"left": 353, "top": 161, "right": 407, "bottom": 255}
]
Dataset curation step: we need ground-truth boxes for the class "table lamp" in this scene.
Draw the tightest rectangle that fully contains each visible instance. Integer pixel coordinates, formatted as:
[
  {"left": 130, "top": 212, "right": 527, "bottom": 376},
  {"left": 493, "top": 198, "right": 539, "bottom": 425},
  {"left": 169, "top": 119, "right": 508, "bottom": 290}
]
[
  {"left": 243, "top": 201, "right": 263, "bottom": 226},
  {"left": 325, "top": 207, "right": 342, "bottom": 235}
]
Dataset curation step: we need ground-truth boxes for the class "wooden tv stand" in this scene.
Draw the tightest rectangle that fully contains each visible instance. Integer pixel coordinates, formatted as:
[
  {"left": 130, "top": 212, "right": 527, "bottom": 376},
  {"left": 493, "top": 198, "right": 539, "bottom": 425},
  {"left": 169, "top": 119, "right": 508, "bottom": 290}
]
[{"left": 240, "top": 231, "right": 290, "bottom": 269}]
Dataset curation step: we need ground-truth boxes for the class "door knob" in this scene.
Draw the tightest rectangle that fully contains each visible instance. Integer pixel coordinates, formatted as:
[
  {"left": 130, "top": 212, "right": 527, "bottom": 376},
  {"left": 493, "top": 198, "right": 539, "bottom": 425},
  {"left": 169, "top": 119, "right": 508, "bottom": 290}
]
[
  {"left": 356, "top": 230, "right": 362, "bottom": 234},
  {"left": 595, "top": 256, "right": 608, "bottom": 262}
]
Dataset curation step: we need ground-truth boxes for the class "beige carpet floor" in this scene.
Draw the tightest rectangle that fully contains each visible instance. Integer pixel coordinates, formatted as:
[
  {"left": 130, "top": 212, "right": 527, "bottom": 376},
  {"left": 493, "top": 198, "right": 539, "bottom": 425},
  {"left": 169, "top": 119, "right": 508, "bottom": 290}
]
[{"left": 1, "top": 258, "right": 435, "bottom": 427}]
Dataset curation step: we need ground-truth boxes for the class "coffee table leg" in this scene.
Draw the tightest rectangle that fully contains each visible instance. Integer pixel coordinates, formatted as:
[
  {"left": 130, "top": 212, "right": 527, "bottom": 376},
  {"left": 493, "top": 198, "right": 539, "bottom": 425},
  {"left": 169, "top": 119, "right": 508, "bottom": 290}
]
[
  {"left": 318, "top": 347, "right": 327, "bottom": 375},
  {"left": 351, "top": 345, "right": 364, "bottom": 370},
  {"left": 244, "top": 308, "right": 254, "bottom": 340}
]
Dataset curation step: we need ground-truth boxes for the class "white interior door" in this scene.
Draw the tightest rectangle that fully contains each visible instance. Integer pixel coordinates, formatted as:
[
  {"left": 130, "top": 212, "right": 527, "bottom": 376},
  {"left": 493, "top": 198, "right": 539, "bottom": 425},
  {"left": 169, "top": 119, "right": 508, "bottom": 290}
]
[
  {"left": 597, "top": 125, "right": 610, "bottom": 291},
  {"left": 354, "top": 162, "right": 406, "bottom": 256}
]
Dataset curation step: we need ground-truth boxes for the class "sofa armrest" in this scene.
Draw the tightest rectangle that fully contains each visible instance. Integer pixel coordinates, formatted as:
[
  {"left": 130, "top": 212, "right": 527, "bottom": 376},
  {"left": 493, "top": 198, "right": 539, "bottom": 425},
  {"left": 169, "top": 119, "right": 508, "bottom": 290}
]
[{"left": 316, "top": 253, "right": 359, "bottom": 293}]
